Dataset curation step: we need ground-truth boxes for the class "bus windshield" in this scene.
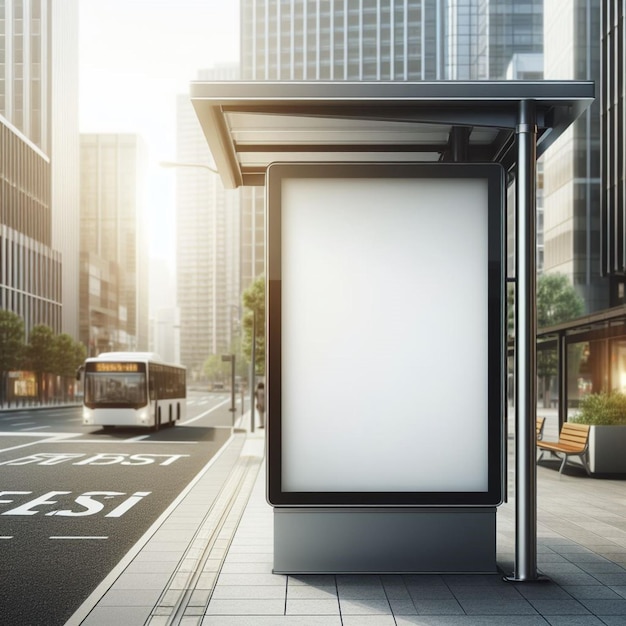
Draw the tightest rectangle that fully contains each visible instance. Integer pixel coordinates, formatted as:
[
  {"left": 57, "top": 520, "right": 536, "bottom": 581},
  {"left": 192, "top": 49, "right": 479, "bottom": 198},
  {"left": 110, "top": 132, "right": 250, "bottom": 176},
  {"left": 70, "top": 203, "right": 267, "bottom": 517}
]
[{"left": 84, "top": 372, "right": 147, "bottom": 408}]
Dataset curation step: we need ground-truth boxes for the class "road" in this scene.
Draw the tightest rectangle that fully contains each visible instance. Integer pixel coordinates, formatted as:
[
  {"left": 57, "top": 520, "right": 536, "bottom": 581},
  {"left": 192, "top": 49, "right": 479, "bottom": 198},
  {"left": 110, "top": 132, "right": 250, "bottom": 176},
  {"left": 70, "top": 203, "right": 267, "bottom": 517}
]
[{"left": 0, "top": 391, "right": 244, "bottom": 626}]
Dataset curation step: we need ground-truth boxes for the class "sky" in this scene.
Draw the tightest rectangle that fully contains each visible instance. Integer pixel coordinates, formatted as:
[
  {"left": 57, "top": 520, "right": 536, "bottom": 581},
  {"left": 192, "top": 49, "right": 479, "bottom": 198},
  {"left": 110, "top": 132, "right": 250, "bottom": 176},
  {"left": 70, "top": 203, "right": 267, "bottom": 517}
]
[{"left": 78, "top": 0, "right": 240, "bottom": 264}]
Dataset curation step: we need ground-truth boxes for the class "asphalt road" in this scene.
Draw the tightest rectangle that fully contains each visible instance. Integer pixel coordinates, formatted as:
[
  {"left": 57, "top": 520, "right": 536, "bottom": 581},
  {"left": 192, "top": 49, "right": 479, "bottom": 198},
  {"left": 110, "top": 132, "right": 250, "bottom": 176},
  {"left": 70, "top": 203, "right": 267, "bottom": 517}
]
[{"left": 0, "top": 392, "right": 242, "bottom": 626}]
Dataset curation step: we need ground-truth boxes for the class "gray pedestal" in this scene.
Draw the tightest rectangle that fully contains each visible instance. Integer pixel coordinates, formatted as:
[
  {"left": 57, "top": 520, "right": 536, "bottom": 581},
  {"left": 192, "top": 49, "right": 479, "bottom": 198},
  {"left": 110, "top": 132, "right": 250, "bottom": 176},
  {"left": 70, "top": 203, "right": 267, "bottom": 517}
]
[{"left": 274, "top": 507, "right": 497, "bottom": 574}]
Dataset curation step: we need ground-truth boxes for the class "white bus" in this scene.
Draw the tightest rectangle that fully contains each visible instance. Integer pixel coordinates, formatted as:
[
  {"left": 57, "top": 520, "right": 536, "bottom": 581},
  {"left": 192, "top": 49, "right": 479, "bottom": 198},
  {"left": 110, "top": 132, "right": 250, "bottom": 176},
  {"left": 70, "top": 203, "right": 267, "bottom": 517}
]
[{"left": 80, "top": 352, "right": 186, "bottom": 430}]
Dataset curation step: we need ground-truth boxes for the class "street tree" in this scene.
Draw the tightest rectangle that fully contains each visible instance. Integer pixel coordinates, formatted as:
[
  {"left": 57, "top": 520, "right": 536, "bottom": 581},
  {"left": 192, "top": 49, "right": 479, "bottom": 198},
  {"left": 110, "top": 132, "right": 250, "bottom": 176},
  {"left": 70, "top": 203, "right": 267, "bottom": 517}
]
[
  {"left": 242, "top": 274, "right": 265, "bottom": 375},
  {"left": 536, "top": 273, "right": 584, "bottom": 407},
  {"left": 54, "top": 334, "right": 87, "bottom": 401},
  {"left": 25, "top": 325, "right": 57, "bottom": 403},
  {"left": 0, "top": 310, "right": 25, "bottom": 407},
  {"left": 203, "top": 354, "right": 229, "bottom": 384}
]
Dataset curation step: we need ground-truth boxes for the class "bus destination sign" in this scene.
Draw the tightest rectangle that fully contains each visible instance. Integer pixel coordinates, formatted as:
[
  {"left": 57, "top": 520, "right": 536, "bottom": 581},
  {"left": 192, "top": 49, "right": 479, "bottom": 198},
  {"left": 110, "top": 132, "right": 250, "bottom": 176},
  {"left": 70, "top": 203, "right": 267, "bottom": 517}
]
[{"left": 94, "top": 362, "right": 139, "bottom": 373}]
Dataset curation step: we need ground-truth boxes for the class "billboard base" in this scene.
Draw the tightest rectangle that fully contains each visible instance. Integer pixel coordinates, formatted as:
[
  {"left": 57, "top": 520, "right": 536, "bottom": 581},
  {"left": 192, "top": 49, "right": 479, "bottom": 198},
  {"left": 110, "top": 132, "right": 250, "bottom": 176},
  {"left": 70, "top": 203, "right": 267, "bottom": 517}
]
[{"left": 273, "top": 507, "right": 497, "bottom": 574}]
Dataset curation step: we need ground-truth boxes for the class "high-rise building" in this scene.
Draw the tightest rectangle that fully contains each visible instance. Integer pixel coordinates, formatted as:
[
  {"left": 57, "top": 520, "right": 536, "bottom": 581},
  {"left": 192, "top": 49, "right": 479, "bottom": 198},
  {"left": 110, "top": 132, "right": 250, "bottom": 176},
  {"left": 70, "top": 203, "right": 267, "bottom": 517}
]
[
  {"left": 0, "top": 0, "right": 79, "bottom": 337},
  {"left": 446, "top": 0, "right": 543, "bottom": 80},
  {"left": 601, "top": 0, "right": 626, "bottom": 305},
  {"left": 0, "top": 119, "right": 61, "bottom": 333},
  {"left": 543, "top": 0, "right": 606, "bottom": 313},
  {"left": 176, "top": 64, "right": 240, "bottom": 380},
  {"left": 241, "top": 0, "right": 444, "bottom": 80},
  {"left": 79, "top": 134, "right": 149, "bottom": 355},
  {"left": 50, "top": 0, "right": 80, "bottom": 339}
]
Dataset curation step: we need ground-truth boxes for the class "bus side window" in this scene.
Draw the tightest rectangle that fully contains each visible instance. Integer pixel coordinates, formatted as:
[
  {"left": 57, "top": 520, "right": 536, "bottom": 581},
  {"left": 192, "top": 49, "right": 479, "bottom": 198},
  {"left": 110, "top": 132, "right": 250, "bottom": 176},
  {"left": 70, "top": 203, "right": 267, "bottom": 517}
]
[{"left": 149, "top": 378, "right": 155, "bottom": 401}]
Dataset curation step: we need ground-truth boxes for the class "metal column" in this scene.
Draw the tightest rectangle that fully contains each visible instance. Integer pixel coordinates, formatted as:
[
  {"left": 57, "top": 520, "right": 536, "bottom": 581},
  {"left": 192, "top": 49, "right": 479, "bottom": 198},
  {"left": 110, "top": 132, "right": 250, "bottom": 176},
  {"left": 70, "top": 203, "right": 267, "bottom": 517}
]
[{"left": 510, "top": 100, "right": 541, "bottom": 582}]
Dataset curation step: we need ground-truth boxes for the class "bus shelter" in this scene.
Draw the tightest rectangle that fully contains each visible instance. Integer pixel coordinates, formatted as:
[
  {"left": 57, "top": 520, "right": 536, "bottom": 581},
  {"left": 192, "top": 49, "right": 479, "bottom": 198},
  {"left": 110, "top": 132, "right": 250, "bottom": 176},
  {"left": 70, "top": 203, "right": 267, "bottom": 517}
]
[{"left": 190, "top": 81, "right": 593, "bottom": 579}]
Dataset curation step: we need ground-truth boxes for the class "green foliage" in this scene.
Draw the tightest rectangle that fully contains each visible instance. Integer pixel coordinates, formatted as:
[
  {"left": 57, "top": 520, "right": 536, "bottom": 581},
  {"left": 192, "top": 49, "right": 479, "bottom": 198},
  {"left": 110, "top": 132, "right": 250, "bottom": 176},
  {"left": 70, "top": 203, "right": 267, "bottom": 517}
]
[
  {"left": 536, "top": 274, "right": 584, "bottom": 379},
  {"left": 203, "top": 354, "right": 229, "bottom": 381},
  {"left": 242, "top": 275, "right": 265, "bottom": 374},
  {"left": 537, "top": 273, "right": 584, "bottom": 327},
  {"left": 25, "top": 325, "right": 56, "bottom": 374},
  {"left": 0, "top": 310, "right": 25, "bottom": 372},
  {"left": 54, "top": 333, "right": 87, "bottom": 377},
  {"left": 572, "top": 392, "right": 626, "bottom": 426}
]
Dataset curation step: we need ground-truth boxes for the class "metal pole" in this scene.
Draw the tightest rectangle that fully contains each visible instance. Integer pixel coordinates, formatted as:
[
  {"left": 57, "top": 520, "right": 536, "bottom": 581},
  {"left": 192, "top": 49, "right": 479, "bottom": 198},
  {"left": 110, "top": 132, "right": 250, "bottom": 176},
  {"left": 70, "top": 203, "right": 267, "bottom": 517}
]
[
  {"left": 509, "top": 99, "right": 540, "bottom": 582},
  {"left": 230, "top": 354, "right": 236, "bottom": 421},
  {"left": 249, "top": 309, "right": 256, "bottom": 433}
]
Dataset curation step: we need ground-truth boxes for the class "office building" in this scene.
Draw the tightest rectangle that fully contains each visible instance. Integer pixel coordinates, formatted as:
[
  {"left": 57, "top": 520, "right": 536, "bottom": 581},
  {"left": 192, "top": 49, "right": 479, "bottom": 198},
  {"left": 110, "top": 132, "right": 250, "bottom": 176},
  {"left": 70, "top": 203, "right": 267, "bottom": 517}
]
[
  {"left": 543, "top": 0, "right": 606, "bottom": 313},
  {"left": 79, "top": 133, "right": 149, "bottom": 355},
  {"left": 0, "top": 119, "right": 61, "bottom": 333},
  {"left": 176, "top": 64, "right": 240, "bottom": 380},
  {"left": 241, "top": 0, "right": 444, "bottom": 81},
  {"left": 446, "top": 0, "right": 543, "bottom": 80},
  {"left": 0, "top": 0, "right": 80, "bottom": 336}
]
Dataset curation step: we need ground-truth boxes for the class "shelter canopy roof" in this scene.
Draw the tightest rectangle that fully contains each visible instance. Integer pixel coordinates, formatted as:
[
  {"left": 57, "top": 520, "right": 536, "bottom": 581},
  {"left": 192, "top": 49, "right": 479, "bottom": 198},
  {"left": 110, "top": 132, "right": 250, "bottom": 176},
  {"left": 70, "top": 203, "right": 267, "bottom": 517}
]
[{"left": 189, "top": 80, "right": 594, "bottom": 189}]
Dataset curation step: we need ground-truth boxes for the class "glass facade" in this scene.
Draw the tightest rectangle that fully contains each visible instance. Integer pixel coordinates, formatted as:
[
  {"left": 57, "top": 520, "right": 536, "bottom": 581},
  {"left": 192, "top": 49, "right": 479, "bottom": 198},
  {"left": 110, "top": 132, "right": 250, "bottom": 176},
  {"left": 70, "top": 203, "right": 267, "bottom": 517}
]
[
  {"left": 79, "top": 134, "right": 149, "bottom": 354},
  {"left": 0, "top": 119, "right": 61, "bottom": 334},
  {"left": 0, "top": 0, "right": 48, "bottom": 152},
  {"left": 543, "top": 0, "right": 606, "bottom": 313},
  {"left": 241, "top": 0, "right": 444, "bottom": 80}
]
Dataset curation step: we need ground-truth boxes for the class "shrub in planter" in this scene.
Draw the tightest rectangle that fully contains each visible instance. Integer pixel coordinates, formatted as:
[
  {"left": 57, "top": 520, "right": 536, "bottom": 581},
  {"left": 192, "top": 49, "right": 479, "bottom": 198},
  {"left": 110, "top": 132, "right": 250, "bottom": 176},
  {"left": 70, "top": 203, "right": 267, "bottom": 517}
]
[
  {"left": 572, "top": 391, "right": 626, "bottom": 426},
  {"left": 570, "top": 391, "right": 626, "bottom": 475}
]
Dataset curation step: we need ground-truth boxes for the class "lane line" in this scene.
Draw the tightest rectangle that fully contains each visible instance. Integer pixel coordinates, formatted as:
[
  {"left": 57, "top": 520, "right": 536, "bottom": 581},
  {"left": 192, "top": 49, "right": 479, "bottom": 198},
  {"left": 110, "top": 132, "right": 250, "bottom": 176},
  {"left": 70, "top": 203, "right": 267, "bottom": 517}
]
[
  {"left": 20, "top": 426, "right": 50, "bottom": 431},
  {"left": 0, "top": 536, "right": 14, "bottom": 540},
  {"left": 0, "top": 433, "right": 81, "bottom": 454},
  {"left": 180, "top": 398, "right": 231, "bottom": 425},
  {"left": 125, "top": 434, "right": 151, "bottom": 442}
]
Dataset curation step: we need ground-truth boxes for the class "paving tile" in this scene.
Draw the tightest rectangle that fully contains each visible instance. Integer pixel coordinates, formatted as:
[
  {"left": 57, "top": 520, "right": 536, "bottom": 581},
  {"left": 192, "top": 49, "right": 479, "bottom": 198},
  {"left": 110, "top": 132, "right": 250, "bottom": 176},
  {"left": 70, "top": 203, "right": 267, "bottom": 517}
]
[
  {"left": 285, "top": 598, "right": 340, "bottom": 615},
  {"left": 563, "top": 585, "right": 624, "bottom": 600},
  {"left": 287, "top": 585, "right": 337, "bottom": 600},
  {"left": 211, "top": 585, "right": 287, "bottom": 600},
  {"left": 201, "top": 617, "right": 342, "bottom": 625},
  {"left": 81, "top": 606, "right": 153, "bottom": 625},
  {"left": 527, "top": 598, "right": 591, "bottom": 615},
  {"left": 205, "top": 598, "right": 286, "bottom": 615},
  {"left": 112, "top": 571, "right": 173, "bottom": 590},
  {"left": 577, "top": 598, "right": 626, "bottom": 615},
  {"left": 337, "top": 586, "right": 388, "bottom": 600},
  {"left": 388, "top": 598, "right": 417, "bottom": 614},
  {"left": 94, "top": 588, "right": 163, "bottom": 607},
  {"left": 342, "top": 616, "right": 397, "bottom": 625},
  {"left": 215, "top": 572, "right": 287, "bottom": 586},
  {"left": 288, "top": 574, "right": 337, "bottom": 586},
  {"left": 396, "top": 616, "right": 547, "bottom": 625},
  {"left": 456, "top": 598, "right": 539, "bottom": 615},
  {"left": 412, "top": 599, "right": 465, "bottom": 615},
  {"left": 339, "top": 598, "right": 392, "bottom": 614},
  {"left": 543, "top": 617, "right": 611, "bottom": 625},
  {"left": 407, "top": 585, "right": 457, "bottom": 600}
]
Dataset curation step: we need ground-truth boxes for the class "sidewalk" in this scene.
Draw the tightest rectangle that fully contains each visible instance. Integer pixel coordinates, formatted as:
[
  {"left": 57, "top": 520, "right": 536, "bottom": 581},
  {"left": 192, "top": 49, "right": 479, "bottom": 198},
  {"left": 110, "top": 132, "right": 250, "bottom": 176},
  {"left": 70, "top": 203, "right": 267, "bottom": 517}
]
[{"left": 68, "top": 414, "right": 626, "bottom": 625}]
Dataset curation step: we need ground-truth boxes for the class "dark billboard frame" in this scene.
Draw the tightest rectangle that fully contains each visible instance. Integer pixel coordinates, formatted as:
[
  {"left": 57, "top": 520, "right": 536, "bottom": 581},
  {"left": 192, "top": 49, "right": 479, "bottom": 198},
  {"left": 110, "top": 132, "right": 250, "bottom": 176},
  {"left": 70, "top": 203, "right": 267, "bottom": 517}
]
[{"left": 266, "top": 162, "right": 505, "bottom": 507}]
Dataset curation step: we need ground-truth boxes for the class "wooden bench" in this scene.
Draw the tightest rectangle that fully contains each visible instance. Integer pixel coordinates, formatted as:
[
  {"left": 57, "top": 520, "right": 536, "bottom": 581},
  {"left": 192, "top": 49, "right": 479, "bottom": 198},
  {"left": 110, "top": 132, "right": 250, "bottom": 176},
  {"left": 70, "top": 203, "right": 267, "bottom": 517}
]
[
  {"left": 536, "top": 417, "right": 545, "bottom": 441},
  {"left": 537, "top": 422, "right": 591, "bottom": 475}
]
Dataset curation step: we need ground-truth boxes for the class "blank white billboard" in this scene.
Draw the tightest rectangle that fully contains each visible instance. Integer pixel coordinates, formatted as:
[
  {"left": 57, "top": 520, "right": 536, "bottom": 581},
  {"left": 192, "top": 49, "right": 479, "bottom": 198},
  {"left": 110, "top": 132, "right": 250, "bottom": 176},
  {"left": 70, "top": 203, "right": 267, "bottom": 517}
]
[{"left": 267, "top": 163, "right": 504, "bottom": 506}]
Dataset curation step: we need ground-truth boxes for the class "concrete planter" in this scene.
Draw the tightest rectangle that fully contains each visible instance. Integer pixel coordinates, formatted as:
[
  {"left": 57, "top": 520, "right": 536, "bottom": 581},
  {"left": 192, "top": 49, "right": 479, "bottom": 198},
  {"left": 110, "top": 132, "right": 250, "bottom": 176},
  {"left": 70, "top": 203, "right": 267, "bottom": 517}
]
[{"left": 586, "top": 425, "right": 626, "bottom": 475}]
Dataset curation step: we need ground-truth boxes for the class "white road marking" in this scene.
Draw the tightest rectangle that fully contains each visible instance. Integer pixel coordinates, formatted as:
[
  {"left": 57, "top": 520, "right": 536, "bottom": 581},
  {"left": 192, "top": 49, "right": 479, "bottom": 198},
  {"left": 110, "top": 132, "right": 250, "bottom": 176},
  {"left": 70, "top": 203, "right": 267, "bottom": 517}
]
[
  {"left": 0, "top": 536, "right": 14, "bottom": 540},
  {"left": 180, "top": 398, "right": 231, "bottom": 425},
  {"left": 0, "top": 433, "right": 81, "bottom": 454},
  {"left": 125, "top": 435, "right": 150, "bottom": 442},
  {"left": 20, "top": 426, "right": 50, "bottom": 432}
]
